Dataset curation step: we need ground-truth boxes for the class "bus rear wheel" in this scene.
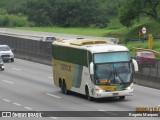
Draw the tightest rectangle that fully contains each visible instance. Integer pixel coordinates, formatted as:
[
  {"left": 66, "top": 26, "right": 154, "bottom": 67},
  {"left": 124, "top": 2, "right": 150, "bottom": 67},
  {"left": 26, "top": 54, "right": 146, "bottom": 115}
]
[{"left": 61, "top": 81, "right": 69, "bottom": 95}]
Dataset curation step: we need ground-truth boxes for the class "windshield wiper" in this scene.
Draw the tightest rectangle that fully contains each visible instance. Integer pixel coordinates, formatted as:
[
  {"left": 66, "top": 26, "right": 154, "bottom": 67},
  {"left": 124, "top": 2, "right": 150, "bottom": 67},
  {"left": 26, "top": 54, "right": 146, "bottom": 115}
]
[{"left": 114, "top": 69, "right": 125, "bottom": 84}]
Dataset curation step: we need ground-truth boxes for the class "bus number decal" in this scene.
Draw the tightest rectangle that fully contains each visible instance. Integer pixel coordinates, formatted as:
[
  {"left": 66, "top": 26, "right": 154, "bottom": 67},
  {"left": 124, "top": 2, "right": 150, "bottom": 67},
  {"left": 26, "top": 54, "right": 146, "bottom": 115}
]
[{"left": 61, "top": 64, "right": 71, "bottom": 72}]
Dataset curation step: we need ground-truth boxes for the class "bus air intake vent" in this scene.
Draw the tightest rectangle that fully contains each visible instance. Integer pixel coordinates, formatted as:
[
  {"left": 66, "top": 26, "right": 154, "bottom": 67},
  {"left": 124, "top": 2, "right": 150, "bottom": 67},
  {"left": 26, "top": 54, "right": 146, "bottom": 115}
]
[{"left": 70, "top": 40, "right": 107, "bottom": 46}]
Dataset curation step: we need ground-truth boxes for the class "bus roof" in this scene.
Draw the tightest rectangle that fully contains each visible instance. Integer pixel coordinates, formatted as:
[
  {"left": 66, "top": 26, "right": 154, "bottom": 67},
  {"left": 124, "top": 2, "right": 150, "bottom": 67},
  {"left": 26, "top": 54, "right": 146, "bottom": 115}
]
[{"left": 53, "top": 38, "right": 129, "bottom": 53}]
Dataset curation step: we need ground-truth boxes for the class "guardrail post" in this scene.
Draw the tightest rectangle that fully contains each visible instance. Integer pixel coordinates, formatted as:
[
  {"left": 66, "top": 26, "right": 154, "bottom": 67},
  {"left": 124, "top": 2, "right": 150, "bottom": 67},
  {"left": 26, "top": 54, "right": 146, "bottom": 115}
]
[
  {"left": 148, "top": 34, "right": 153, "bottom": 50},
  {"left": 157, "top": 60, "right": 159, "bottom": 76}
]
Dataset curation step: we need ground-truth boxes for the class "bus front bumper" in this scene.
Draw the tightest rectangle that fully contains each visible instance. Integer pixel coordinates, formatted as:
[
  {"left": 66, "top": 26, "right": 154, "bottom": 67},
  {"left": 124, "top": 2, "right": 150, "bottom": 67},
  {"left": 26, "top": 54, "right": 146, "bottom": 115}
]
[{"left": 93, "top": 89, "right": 133, "bottom": 98}]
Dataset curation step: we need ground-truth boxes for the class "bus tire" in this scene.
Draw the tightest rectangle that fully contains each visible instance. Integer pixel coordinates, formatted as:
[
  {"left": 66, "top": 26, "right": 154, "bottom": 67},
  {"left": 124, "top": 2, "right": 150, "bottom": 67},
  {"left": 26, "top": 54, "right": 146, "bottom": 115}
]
[
  {"left": 119, "top": 96, "right": 125, "bottom": 100},
  {"left": 61, "top": 81, "right": 69, "bottom": 95},
  {"left": 85, "top": 87, "right": 93, "bottom": 101},
  {"left": 11, "top": 58, "right": 14, "bottom": 62},
  {"left": 59, "top": 79, "right": 62, "bottom": 88}
]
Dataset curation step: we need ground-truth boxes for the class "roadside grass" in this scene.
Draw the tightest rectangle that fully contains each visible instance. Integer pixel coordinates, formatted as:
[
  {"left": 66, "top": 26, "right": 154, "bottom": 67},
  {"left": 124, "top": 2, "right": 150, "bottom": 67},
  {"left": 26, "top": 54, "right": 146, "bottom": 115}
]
[
  {"left": 16, "top": 17, "right": 123, "bottom": 37},
  {"left": 16, "top": 18, "right": 159, "bottom": 41},
  {"left": 124, "top": 40, "right": 160, "bottom": 50},
  {"left": 16, "top": 27, "right": 109, "bottom": 37}
]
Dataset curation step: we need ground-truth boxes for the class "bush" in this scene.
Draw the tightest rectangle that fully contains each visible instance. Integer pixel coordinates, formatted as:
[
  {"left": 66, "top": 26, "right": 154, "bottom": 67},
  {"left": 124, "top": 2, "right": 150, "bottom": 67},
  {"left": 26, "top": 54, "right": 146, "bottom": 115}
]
[{"left": 0, "top": 14, "right": 28, "bottom": 27}]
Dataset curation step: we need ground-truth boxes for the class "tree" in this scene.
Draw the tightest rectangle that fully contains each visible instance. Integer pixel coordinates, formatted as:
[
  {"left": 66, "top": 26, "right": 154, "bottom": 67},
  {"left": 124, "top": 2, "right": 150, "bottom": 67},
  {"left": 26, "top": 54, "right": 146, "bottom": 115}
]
[
  {"left": 20, "top": 0, "right": 110, "bottom": 27},
  {"left": 21, "top": 0, "right": 55, "bottom": 26},
  {"left": 0, "top": 0, "right": 26, "bottom": 14},
  {"left": 52, "top": 0, "right": 110, "bottom": 28},
  {"left": 0, "top": 8, "right": 7, "bottom": 15},
  {"left": 119, "top": 0, "right": 160, "bottom": 27}
]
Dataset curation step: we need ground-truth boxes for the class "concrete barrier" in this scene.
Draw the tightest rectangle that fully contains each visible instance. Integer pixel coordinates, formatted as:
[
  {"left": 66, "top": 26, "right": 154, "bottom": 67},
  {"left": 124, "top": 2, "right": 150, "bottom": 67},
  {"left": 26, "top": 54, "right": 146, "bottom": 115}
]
[
  {"left": 134, "top": 73, "right": 160, "bottom": 89},
  {"left": 14, "top": 50, "right": 51, "bottom": 65}
]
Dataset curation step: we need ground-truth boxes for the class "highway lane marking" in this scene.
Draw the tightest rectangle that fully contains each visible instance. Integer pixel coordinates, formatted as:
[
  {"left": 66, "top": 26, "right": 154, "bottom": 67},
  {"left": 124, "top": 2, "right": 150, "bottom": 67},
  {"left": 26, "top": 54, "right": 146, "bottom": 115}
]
[
  {"left": 24, "top": 107, "right": 32, "bottom": 110},
  {"left": 2, "top": 80, "right": 14, "bottom": 84},
  {"left": 99, "top": 109, "right": 105, "bottom": 111},
  {"left": 2, "top": 98, "right": 33, "bottom": 111},
  {"left": 47, "top": 93, "right": 61, "bottom": 99},
  {"left": 98, "top": 109, "right": 117, "bottom": 116},
  {"left": 12, "top": 68, "right": 22, "bottom": 71},
  {"left": 50, "top": 117, "right": 58, "bottom": 119},
  {"left": 2, "top": 99, "right": 11, "bottom": 103},
  {"left": 48, "top": 77, "right": 53, "bottom": 79},
  {"left": 13, "top": 103, "right": 21, "bottom": 106}
]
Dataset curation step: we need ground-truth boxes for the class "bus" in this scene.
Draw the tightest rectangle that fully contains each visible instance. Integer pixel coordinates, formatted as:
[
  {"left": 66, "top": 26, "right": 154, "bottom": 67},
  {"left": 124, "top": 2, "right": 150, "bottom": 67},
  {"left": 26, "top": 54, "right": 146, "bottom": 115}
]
[{"left": 51, "top": 38, "right": 138, "bottom": 100}]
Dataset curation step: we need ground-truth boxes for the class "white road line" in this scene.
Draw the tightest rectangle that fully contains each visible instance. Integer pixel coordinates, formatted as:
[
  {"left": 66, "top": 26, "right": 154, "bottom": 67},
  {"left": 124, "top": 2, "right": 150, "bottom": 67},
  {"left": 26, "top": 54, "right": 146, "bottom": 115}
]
[
  {"left": 47, "top": 93, "right": 61, "bottom": 99},
  {"left": 98, "top": 109, "right": 117, "bottom": 116},
  {"left": 3, "top": 99, "right": 11, "bottom": 103},
  {"left": 48, "top": 77, "right": 53, "bottom": 79},
  {"left": 99, "top": 109, "right": 105, "bottom": 111},
  {"left": 12, "top": 68, "right": 22, "bottom": 71},
  {"left": 13, "top": 103, "right": 21, "bottom": 106},
  {"left": 24, "top": 107, "right": 32, "bottom": 110},
  {"left": 2, "top": 80, "right": 14, "bottom": 84},
  {"left": 50, "top": 117, "right": 58, "bottom": 119}
]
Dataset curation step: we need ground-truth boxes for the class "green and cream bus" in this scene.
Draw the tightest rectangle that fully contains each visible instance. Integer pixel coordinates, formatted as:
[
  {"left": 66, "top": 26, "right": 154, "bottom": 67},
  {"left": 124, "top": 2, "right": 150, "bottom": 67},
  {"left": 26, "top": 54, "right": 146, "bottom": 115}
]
[{"left": 52, "top": 38, "right": 138, "bottom": 100}]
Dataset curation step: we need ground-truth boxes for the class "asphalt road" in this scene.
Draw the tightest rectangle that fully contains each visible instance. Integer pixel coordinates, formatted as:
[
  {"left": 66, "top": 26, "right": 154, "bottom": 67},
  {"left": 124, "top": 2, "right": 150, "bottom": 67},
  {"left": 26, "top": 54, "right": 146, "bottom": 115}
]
[{"left": 0, "top": 58, "right": 160, "bottom": 120}]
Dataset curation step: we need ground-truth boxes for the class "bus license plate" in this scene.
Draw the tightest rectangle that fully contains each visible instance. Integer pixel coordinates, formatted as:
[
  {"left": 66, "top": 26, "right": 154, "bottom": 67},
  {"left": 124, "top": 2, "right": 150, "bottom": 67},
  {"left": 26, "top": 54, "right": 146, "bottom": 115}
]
[{"left": 112, "top": 93, "right": 119, "bottom": 96}]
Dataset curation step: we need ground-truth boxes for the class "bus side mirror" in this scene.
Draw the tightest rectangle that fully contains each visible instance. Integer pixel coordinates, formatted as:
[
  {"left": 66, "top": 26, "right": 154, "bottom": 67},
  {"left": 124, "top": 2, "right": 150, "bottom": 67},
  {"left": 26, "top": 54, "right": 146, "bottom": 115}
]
[
  {"left": 90, "top": 62, "right": 94, "bottom": 75},
  {"left": 132, "top": 59, "right": 138, "bottom": 72}
]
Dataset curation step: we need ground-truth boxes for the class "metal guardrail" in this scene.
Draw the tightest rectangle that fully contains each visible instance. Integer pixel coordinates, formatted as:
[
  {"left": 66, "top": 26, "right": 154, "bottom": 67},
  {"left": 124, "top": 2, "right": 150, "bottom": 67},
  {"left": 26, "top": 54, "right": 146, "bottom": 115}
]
[
  {"left": 133, "top": 48, "right": 160, "bottom": 56},
  {"left": 125, "top": 37, "right": 160, "bottom": 44}
]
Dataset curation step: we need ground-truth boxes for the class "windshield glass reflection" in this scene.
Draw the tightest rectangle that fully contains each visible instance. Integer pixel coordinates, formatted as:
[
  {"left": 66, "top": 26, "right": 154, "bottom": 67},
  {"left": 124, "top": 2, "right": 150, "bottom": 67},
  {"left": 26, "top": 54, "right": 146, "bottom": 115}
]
[{"left": 95, "top": 62, "right": 132, "bottom": 85}]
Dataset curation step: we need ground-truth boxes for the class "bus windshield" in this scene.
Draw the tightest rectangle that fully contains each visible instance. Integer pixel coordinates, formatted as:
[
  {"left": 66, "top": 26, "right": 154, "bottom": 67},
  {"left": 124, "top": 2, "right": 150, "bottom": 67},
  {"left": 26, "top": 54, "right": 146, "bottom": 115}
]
[
  {"left": 94, "top": 52, "right": 130, "bottom": 63},
  {"left": 95, "top": 62, "right": 132, "bottom": 85}
]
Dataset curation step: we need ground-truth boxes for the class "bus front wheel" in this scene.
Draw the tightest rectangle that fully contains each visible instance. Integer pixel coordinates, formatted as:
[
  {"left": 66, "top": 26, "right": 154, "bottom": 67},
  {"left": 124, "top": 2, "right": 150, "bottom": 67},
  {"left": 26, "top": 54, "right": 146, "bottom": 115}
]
[
  {"left": 119, "top": 96, "right": 125, "bottom": 100},
  {"left": 85, "top": 87, "right": 93, "bottom": 101}
]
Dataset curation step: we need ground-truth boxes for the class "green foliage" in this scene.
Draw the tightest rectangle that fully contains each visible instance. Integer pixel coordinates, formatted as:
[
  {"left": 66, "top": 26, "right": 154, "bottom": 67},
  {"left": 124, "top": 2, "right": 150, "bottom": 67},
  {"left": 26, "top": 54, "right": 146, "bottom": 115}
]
[
  {"left": 0, "top": 14, "right": 28, "bottom": 27},
  {"left": 119, "top": 0, "right": 160, "bottom": 27},
  {"left": 20, "top": 0, "right": 110, "bottom": 28},
  {"left": 53, "top": 0, "right": 110, "bottom": 28},
  {"left": 0, "top": 0, "right": 125, "bottom": 28},
  {"left": 0, "top": 8, "right": 7, "bottom": 15},
  {"left": 119, "top": 4, "right": 138, "bottom": 27},
  {"left": 0, "top": 0, "right": 28, "bottom": 27},
  {"left": 0, "top": 0, "right": 26, "bottom": 15},
  {"left": 21, "top": 0, "right": 54, "bottom": 26},
  {"left": 1, "top": 0, "right": 160, "bottom": 30}
]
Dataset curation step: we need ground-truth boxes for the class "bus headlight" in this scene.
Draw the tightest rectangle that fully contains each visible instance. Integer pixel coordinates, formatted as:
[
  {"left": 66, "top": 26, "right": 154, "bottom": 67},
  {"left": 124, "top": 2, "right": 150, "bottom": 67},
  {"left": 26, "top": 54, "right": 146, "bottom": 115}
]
[
  {"left": 95, "top": 88, "right": 104, "bottom": 93},
  {"left": 125, "top": 84, "right": 133, "bottom": 90},
  {"left": 126, "top": 86, "right": 131, "bottom": 90}
]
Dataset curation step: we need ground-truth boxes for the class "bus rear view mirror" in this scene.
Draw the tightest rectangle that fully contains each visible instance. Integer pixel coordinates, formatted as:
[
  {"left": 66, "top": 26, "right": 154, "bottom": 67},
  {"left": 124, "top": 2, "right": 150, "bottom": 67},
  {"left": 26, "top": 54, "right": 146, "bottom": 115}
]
[
  {"left": 90, "top": 62, "right": 94, "bottom": 75},
  {"left": 132, "top": 59, "right": 138, "bottom": 72}
]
